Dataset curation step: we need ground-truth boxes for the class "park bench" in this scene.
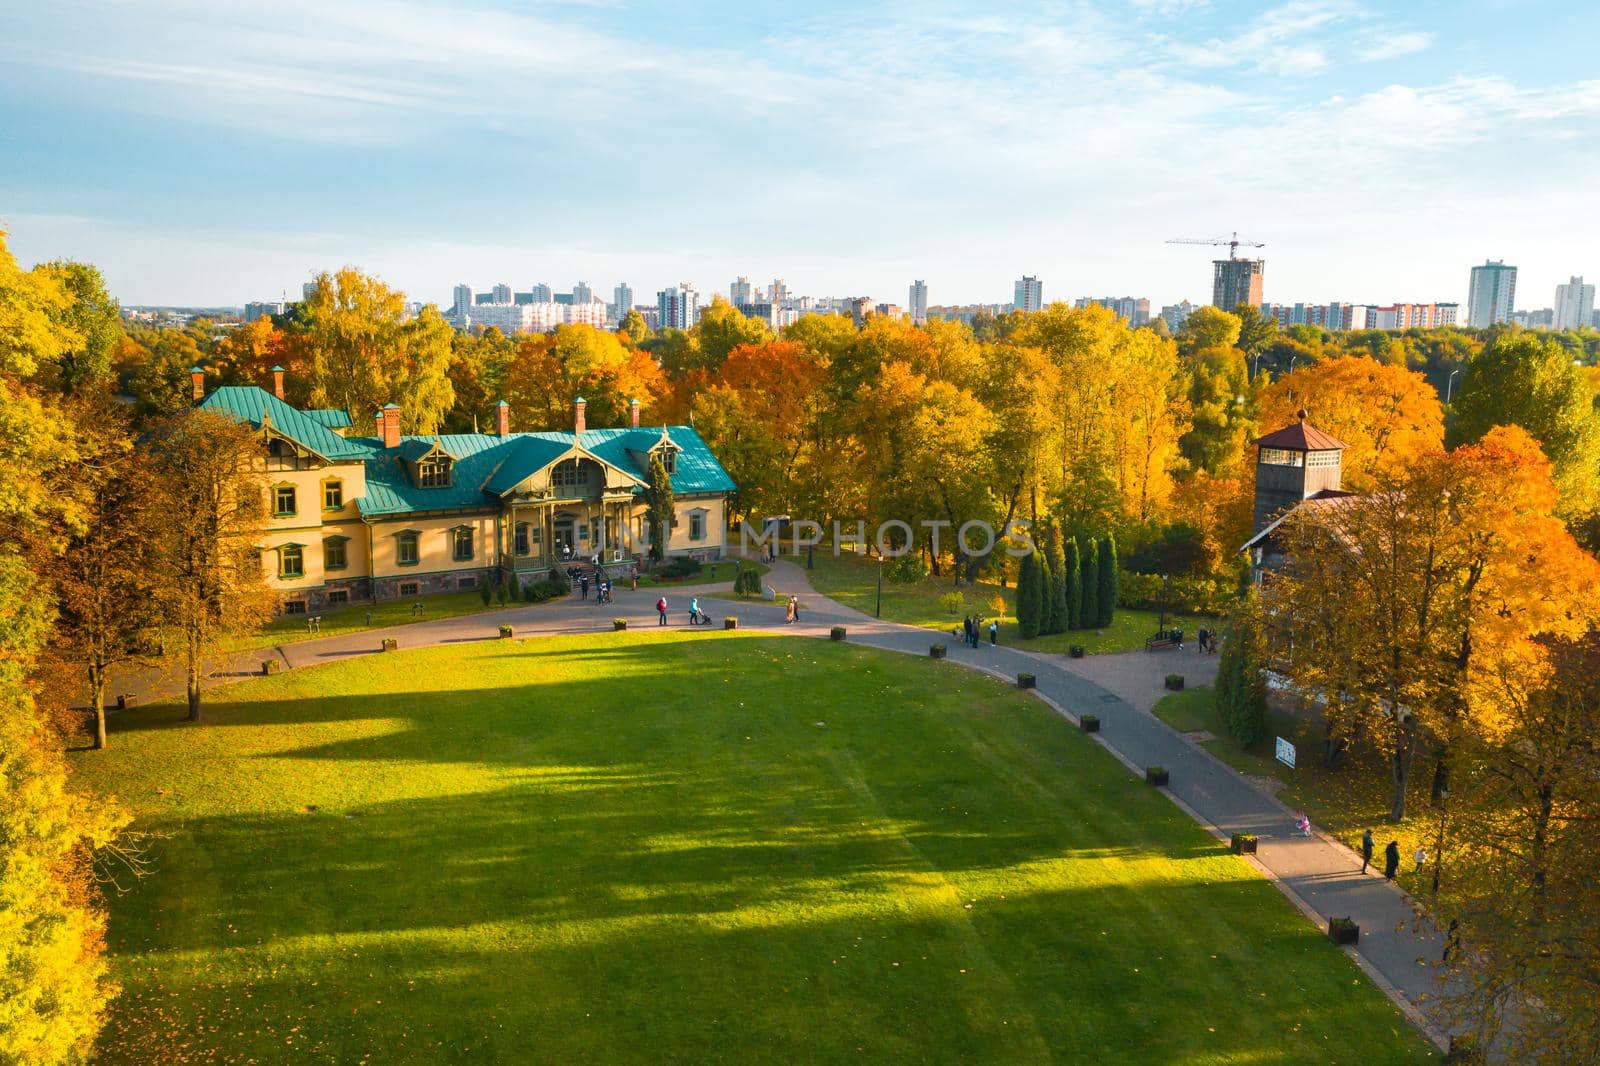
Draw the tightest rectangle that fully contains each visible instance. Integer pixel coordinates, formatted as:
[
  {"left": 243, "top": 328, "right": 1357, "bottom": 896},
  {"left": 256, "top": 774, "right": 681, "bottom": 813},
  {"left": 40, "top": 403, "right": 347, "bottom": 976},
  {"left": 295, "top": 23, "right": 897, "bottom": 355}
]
[{"left": 1144, "top": 628, "right": 1185, "bottom": 651}]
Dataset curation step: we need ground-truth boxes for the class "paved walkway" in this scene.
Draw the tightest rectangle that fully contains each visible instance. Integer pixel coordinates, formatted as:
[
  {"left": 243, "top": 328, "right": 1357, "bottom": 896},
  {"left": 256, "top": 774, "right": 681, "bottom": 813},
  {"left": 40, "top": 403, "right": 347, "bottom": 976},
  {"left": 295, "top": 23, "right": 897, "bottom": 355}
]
[{"left": 99, "top": 557, "right": 1452, "bottom": 1051}]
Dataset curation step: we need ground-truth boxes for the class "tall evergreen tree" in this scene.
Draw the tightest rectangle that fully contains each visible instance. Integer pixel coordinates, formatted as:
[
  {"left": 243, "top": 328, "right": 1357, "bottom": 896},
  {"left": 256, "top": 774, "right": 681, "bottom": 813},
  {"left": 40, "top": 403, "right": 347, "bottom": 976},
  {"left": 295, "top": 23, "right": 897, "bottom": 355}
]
[
  {"left": 1041, "top": 522, "right": 1065, "bottom": 635},
  {"left": 644, "top": 451, "right": 675, "bottom": 562},
  {"left": 1096, "top": 532, "right": 1118, "bottom": 628},
  {"left": 1215, "top": 591, "right": 1268, "bottom": 747},
  {"left": 1016, "top": 552, "right": 1040, "bottom": 639},
  {"left": 1079, "top": 537, "right": 1099, "bottom": 630},
  {"left": 1064, "top": 536, "right": 1082, "bottom": 630}
]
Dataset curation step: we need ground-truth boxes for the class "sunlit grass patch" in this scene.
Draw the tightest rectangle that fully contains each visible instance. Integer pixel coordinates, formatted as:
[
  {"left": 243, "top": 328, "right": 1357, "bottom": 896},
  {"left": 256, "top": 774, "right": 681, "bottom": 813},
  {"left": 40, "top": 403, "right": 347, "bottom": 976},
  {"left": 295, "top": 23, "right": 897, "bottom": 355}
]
[{"left": 78, "top": 632, "right": 1432, "bottom": 1064}]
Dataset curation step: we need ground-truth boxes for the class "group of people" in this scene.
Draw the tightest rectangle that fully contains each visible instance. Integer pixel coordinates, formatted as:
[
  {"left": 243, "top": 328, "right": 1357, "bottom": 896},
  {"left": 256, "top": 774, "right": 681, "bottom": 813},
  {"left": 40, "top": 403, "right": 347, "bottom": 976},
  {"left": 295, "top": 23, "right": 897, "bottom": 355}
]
[
  {"left": 654, "top": 595, "right": 714, "bottom": 626},
  {"left": 1358, "top": 828, "right": 1427, "bottom": 882},
  {"left": 783, "top": 595, "right": 801, "bottom": 623},
  {"left": 577, "top": 572, "right": 614, "bottom": 605},
  {"left": 1194, "top": 627, "right": 1218, "bottom": 653},
  {"left": 959, "top": 615, "right": 997, "bottom": 648}
]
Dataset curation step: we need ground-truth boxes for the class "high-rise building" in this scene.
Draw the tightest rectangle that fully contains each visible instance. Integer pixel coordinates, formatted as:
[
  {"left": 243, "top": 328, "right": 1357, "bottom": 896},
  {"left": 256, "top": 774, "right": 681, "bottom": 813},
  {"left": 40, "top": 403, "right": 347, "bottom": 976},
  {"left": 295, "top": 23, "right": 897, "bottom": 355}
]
[
  {"left": 243, "top": 300, "right": 285, "bottom": 321},
  {"left": 613, "top": 283, "right": 634, "bottom": 319},
  {"left": 767, "top": 278, "right": 788, "bottom": 305},
  {"left": 1159, "top": 300, "right": 1197, "bottom": 331},
  {"left": 572, "top": 281, "right": 593, "bottom": 305},
  {"left": 491, "top": 283, "right": 513, "bottom": 304},
  {"left": 452, "top": 284, "right": 473, "bottom": 318},
  {"left": 658, "top": 283, "right": 699, "bottom": 330},
  {"left": 1075, "top": 296, "right": 1150, "bottom": 326},
  {"left": 301, "top": 282, "right": 318, "bottom": 301},
  {"left": 1467, "top": 260, "right": 1517, "bottom": 327},
  {"left": 1554, "top": 276, "right": 1595, "bottom": 331},
  {"left": 847, "top": 297, "right": 874, "bottom": 327},
  {"left": 730, "top": 276, "right": 753, "bottom": 304},
  {"left": 1014, "top": 275, "right": 1043, "bottom": 313},
  {"left": 1212, "top": 259, "right": 1264, "bottom": 311},
  {"left": 909, "top": 280, "right": 928, "bottom": 325},
  {"left": 531, "top": 283, "right": 553, "bottom": 303}
]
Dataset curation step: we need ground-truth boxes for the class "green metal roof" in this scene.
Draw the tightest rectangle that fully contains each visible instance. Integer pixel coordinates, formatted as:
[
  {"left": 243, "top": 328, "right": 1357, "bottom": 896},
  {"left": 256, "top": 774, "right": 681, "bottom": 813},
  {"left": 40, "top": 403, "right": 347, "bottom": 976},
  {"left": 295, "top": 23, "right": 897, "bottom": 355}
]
[
  {"left": 199, "top": 386, "right": 735, "bottom": 517},
  {"left": 199, "top": 387, "right": 367, "bottom": 459},
  {"left": 304, "top": 408, "right": 354, "bottom": 430}
]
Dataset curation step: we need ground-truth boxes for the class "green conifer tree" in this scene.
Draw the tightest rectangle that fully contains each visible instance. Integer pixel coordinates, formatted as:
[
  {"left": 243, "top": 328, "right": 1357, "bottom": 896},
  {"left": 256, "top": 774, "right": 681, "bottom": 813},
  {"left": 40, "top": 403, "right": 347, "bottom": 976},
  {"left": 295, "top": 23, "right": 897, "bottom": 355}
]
[
  {"left": 1016, "top": 553, "right": 1039, "bottom": 639},
  {"left": 1064, "top": 537, "right": 1082, "bottom": 630},
  {"left": 1041, "top": 523, "right": 1065, "bottom": 635},
  {"left": 1079, "top": 537, "right": 1099, "bottom": 630},
  {"left": 1215, "top": 591, "right": 1268, "bottom": 747},
  {"left": 1096, "top": 532, "right": 1118, "bottom": 628}
]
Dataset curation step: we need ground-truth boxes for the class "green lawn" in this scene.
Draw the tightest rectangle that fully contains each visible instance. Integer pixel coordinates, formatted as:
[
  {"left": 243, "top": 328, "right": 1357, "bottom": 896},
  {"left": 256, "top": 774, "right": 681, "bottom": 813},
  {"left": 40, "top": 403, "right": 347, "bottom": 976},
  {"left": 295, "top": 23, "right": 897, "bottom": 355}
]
[
  {"left": 784, "top": 549, "right": 1211, "bottom": 654},
  {"left": 77, "top": 634, "right": 1432, "bottom": 1064}
]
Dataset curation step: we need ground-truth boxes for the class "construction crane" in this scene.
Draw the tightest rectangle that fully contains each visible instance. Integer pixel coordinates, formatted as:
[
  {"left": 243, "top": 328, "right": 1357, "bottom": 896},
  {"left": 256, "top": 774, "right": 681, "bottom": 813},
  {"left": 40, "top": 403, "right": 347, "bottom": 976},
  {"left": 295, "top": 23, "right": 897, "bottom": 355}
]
[{"left": 1166, "top": 231, "right": 1265, "bottom": 260}]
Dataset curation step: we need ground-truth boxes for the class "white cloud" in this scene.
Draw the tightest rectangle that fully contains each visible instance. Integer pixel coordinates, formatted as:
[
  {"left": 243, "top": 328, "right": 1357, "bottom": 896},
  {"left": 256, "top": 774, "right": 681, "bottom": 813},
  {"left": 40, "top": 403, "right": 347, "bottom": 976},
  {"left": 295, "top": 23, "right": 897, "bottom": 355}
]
[{"left": 1358, "top": 31, "right": 1433, "bottom": 61}]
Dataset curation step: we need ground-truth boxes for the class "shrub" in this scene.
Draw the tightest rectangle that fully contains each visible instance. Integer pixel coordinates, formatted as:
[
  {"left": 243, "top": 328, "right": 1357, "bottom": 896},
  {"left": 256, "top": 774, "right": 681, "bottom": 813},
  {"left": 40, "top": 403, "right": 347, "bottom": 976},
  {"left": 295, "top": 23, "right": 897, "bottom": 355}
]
[
  {"left": 479, "top": 581, "right": 493, "bottom": 606},
  {"left": 495, "top": 581, "right": 508, "bottom": 607},
  {"left": 658, "top": 556, "right": 703, "bottom": 579},
  {"left": 507, "top": 575, "right": 520, "bottom": 601},
  {"left": 1164, "top": 674, "right": 1185, "bottom": 691},
  {"left": 526, "top": 578, "right": 569, "bottom": 603},
  {"left": 733, "top": 566, "right": 764, "bottom": 598},
  {"left": 939, "top": 591, "right": 964, "bottom": 615},
  {"left": 1016, "top": 673, "right": 1036, "bottom": 689},
  {"left": 886, "top": 551, "right": 929, "bottom": 584}
]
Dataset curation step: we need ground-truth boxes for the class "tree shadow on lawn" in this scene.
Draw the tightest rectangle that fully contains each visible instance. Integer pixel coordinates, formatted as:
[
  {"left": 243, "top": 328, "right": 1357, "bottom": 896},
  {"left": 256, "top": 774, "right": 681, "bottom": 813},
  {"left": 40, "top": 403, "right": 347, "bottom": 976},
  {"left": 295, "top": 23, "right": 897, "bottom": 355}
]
[{"left": 102, "top": 787, "right": 1429, "bottom": 1065}]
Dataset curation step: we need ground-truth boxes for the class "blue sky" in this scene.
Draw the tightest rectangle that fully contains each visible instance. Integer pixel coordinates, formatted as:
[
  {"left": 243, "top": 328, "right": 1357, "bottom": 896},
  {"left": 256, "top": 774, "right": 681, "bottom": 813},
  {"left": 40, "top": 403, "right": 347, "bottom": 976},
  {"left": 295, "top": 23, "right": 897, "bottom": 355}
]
[{"left": 2, "top": 0, "right": 1596, "bottom": 310}]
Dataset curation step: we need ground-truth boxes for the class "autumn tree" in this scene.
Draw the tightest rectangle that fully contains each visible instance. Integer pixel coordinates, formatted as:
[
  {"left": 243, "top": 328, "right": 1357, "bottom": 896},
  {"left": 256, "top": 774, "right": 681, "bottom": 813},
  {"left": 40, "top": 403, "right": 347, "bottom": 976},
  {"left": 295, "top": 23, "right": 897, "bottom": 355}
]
[
  {"left": 1256, "top": 355, "right": 1444, "bottom": 493},
  {"left": 1266, "top": 426, "right": 1600, "bottom": 820},
  {"left": 691, "top": 296, "right": 773, "bottom": 372},
  {"left": 125, "top": 328, "right": 204, "bottom": 418},
  {"left": 35, "top": 260, "right": 121, "bottom": 393},
  {"left": 1448, "top": 330, "right": 1600, "bottom": 529},
  {"left": 298, "top": 269, "right": 454, "bottom": 431},
  {"left": 44, "top": 398, "right": 161, "bottom": 749},
  {"left": 146, "top": 410, "right": 274, "bottom": 721},
  {"left": 211, "top": 315, "right": 293, "bottom": 395}
]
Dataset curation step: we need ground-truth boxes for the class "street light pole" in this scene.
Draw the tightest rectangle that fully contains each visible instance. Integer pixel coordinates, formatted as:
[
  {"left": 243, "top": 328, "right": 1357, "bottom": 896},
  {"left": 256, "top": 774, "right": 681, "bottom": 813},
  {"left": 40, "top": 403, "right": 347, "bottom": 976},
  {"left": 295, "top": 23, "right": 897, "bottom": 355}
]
[
  {"left": 876, "top": 557, "right": 883, "bottom": 619},
  {"left": 1446, "top": 368, "right": 1461, "bottom": 405}
]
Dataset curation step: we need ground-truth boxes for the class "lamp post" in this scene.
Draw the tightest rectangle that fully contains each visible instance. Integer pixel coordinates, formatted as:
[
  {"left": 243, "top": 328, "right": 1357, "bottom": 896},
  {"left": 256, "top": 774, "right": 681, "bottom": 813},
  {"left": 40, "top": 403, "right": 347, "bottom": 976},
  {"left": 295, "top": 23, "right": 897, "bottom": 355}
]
[
  {"left": 1252, "top": 352, "right": 1264, "bottom": 380},
  {"left": 1446, "top": 368, "right": 1461, "bottom": 405},
  {"left": 876, "top": 555, "right": 884, "bottom": 619}
]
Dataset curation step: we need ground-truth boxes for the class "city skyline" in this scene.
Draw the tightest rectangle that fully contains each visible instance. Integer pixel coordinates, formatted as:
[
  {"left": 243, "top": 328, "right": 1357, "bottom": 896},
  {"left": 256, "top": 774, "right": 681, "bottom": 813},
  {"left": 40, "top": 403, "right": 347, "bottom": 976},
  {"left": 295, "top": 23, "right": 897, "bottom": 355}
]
[{"left": 4, "top": 1, "right": 1599, "bottom": 307}]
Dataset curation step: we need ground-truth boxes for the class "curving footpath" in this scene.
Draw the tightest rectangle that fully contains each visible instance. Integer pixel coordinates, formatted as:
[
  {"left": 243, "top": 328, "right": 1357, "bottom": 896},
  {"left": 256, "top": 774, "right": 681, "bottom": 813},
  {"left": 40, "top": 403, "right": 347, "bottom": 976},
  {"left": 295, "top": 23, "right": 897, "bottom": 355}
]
[{"left": 99, "top": 557, "right": 1454, "bottom": 1052}]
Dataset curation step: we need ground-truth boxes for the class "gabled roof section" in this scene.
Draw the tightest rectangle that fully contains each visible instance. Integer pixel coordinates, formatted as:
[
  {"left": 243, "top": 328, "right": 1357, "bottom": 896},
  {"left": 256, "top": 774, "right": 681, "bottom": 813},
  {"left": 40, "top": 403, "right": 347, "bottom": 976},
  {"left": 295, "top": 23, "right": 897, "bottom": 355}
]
[
  {"left": 584, "top": 426, "right": 736, "bottom": 494},
  {"left": 1253, "top": 416, "right": 1346, "bottom": 451},
  {"left": 397, "top": 437, "right": 457, "bottom": 463},
  {"left": 1240, "top": 494, "right": 1360, "bottom": 553},
  {"left": 200, "top": 387, "right": 368, "bottom": 460},
  {"left": 483, "top": 435, "right": 573, "bottom": 495}
]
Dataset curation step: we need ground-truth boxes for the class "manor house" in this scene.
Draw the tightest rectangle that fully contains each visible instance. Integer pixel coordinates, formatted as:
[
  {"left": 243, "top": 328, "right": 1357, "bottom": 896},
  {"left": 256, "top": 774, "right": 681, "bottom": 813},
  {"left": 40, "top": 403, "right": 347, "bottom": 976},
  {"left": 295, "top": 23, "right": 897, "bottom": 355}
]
[{"left": 195, "top": 369, "right": 736, "bottom": 614}]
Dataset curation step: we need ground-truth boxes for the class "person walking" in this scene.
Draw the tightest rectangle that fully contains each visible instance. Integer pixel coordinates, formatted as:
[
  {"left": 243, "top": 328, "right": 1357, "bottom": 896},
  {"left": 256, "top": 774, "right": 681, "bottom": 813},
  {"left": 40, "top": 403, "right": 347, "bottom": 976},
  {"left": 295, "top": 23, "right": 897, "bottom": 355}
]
[
  {"left": 988, "top": 619, "right": 998, "bottom": 646},
  {"left": 580, "top": 575, "right": 589, "bottom": 601},
  {"left": 656, "top": 596, "right": 668, "bottom": 626},
  {"left": 791, "top": 595, "right": 802, "bottom": 624},
  {"left": 1442, "top": 918, "right": 1461, "bottom": 963},
  {"left": 1383, "top": 840, "right": 1401, "bottom": 881},
  {"left": 1361, "top": 829, "right": 1374, "bottom": 873},
  {"left": 784, "top": 596, "right": 795, "bottom": 624},
  {"left": 962, "top": 616, "right": 973, "bottom": 647},
  {"left": 689, "top": 596, "right": 701, "bottom": 625}
]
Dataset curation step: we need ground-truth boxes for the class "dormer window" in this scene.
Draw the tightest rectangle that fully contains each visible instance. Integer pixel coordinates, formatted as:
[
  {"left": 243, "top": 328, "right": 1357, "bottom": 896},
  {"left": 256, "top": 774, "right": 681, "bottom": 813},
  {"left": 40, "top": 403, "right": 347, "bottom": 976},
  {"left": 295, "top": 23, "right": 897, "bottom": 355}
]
[
  {"left": 419, "top": 456, "right": 452, "bottom": 487},
  {"left": 551, "top": 460, "right": 591, "bottom": 489},
  {"left": 1259, "top": 448, "right": 1303, "bottom": 468},
  {"left": 653, "top": 446, "right": 678, "bottom": 475}
]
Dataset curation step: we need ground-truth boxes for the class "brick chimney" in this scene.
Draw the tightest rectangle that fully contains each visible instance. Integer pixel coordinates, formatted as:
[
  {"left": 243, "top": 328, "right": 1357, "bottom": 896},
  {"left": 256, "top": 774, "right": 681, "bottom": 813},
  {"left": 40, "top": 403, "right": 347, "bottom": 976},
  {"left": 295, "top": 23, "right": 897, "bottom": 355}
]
[
  {"left": 271, "top": 364, "right": 285, "bottom": 400},
  {"left": 573, "top": 396, "right": 586, "bottom": 436},
  {"left": 629, "top": 397, "right": 641, "bottom": 428},
  {"left": 496, "top": 399, "right": 510, "bottom": 437},
  {"left": 380, "top": 404, "right": 401, "bottom": 449},
  {"left": 190, "top": 365, "right": 205, "bottom": 402}
]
